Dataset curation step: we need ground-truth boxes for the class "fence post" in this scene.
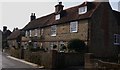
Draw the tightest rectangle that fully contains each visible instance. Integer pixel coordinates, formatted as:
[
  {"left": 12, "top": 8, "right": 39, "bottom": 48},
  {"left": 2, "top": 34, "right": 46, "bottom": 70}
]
[{"left": 41, "top": 50, "right": 58, "bottom": 69}]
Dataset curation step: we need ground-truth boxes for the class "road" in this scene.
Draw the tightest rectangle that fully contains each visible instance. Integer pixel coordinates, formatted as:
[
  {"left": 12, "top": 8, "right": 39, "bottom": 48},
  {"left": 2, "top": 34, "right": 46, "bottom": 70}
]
[{"left": 1, "top": 51, "right": 35, "bottom": 69}]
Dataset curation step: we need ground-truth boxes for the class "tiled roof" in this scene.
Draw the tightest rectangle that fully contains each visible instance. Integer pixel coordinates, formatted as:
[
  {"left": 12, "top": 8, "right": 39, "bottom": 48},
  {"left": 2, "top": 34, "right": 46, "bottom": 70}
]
[
  {"left": 23, "top": 2, "right": 101, "bottom": 30},
  {"left": 23, "top": 13, "right": 53, "bottom": 30},
  {"left": 7, "top": 30, "right": 21, "bottom": 40}
]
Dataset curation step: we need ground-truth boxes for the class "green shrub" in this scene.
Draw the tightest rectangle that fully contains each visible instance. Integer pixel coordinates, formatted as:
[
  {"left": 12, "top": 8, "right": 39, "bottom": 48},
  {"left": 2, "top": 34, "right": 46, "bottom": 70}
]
[
  {"left": 27, "top": 45, "right": 43, "bottom": 52},
  {"left": 67, "top": 39, "right": 86, "bottom": 52}
]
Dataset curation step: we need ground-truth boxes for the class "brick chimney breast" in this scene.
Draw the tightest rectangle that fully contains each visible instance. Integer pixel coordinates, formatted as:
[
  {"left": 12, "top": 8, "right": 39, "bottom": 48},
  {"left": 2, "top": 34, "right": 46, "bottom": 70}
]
[{"left": 55, "top": 2, "right": 64, "bottom": 14}]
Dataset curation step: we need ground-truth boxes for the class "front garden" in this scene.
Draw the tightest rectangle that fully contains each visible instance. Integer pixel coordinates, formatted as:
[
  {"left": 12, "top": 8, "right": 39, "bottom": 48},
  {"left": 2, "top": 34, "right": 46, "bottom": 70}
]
[{"left": 6, "top": 39, "right": 88, "bottom": 68}]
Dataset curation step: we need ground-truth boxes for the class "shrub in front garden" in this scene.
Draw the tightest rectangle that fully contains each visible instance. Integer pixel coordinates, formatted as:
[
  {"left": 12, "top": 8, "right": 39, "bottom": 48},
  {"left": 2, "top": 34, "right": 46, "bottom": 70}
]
[{"left": 67, "top": 39, "right": 87, "bottom": 52}]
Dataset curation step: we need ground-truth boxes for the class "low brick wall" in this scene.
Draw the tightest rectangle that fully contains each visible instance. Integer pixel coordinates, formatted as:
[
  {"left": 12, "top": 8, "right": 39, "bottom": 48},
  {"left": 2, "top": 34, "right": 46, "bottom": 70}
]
[
  {"left": 97, "top": 60, "right": 120, "bottom": 68},
  {"left": 24, "top": 50, "right": 42, "bottom": 65},
  {"left": 8, "top": 48, "right": 20, "bottom": 59},
  {"left": 7, "top": 49, "right": 84, "bottom": 68},
  {"left": 85, "top": 53, "right": 120, "bottom": 70}
]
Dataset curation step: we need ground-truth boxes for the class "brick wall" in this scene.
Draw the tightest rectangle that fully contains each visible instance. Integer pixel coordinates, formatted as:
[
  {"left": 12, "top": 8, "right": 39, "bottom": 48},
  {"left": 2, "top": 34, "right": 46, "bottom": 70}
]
[
  {"left": 89, "top": 2, "right": 119, "bottom": 57},
  {"left": 85, "top": 53, "right": 120, "bottom": 70},
  {"left": 42, "top": 20, "right": 88, "bottom": 49},
  {"left": 8, "top": 40, "right": 18, "bottom": 48}
]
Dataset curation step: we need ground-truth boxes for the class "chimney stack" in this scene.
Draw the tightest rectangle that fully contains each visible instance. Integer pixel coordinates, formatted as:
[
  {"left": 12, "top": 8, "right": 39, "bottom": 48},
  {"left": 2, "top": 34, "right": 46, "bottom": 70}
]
[
  {"left": 30, "top": 13, "right": 36, "bottom": 21},
  {"left": 3, "top": 26, "right": 7, "bottom": 32},
  {"left": 55, "top": 2, "right": 64, "bottom": 13}
]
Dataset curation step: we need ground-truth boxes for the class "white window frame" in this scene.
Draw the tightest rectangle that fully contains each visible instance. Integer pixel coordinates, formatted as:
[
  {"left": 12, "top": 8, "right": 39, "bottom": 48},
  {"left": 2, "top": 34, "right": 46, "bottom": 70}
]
[
  {"left": 50, "top": 42, "right": 57, "bottom": 50},
  {"left": 34, "top": 29, "right": 38, "bottom": 36},
  {"left": 70, "top": 21, "right": 78, "bottom": 33},
  {"left": 50, "top": 42, "right": 54, "bottom": 50},
  {"left": 114, "top": 34, "right": 120, "bottom": 45},
  {"left": 51, "top": 25, "right": 57, "bottom": 36},
  {"left": 41, "top": 28, "right": 44, "bottom": 35},
  {"left": 33, "top": 42, "right": 38, "bottom": 48},
  {"left": 25, "top": 31, "right": 28, "bottom": 37},
  {"left": 29, "top": 30, "right": 32, "bottom": 37},
  {"left": 79, "top": 6, "right": 87, "bottom": 14},
  {"left": 55, "top": 14, "right": 60, "bottom": 20}
]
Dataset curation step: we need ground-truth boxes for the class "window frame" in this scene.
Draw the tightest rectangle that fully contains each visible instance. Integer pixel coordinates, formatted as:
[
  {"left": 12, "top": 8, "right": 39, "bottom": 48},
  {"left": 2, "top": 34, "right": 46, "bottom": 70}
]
[
  {"left": 55, "top": 14, "right": 60, "bottom": 20},
  {"left": 34, "top": 29, "right": 38, "bottom": 36},
  {"left": 70, "top": 21, "right": 78, "bottom": 33},
  {"left": 114, "top": 34, "right": 120, "bottom": 45},
  {"left": 51, "top": 25, "right": 57, "bottom": 36},
  {"left": 41, "top": 28, "right": 44, "bottom": 35},
  {"left": 50, "top": 42, "right": 57, "bottom": 50},
  {"left": 25, "top": 31, "right": 28, "bottom": 37},
  {"left": 79, "top": 6, "right": 87, "bottom": 14},
  {"left": 29, "top": 30, "right": 32, "bottom": 37}
]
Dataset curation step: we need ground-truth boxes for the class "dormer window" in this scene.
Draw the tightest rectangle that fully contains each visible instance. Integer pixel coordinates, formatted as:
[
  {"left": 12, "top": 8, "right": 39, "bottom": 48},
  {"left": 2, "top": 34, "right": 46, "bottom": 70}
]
[
  {"left": 55, "top": 14, "right": 60, "bottom": 20},
  {"left": 79, "top": 6, "right": 87, "bottom": 14}
]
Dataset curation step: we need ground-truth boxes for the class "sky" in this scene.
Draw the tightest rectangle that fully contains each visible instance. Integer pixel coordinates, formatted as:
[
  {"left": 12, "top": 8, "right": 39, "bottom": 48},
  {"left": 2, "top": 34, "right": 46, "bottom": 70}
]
[{"left": 0, "top": 0, "right": 120, "bottom": 31}]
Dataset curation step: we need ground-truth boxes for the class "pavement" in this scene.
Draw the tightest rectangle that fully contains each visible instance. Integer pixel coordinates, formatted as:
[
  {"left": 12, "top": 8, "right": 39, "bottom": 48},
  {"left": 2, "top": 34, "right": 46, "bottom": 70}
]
[
  {"left": 1, "top": 50, "right": 84, "bottom": 70},
  {"left": 1, "top": 51, "right": 39, "bottom": 68}
]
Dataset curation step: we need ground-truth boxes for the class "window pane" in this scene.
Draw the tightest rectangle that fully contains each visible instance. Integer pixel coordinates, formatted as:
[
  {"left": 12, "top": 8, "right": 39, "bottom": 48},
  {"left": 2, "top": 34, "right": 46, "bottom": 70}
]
[
  {"left": 41, "top": 29, "right": 44, "bottom": 35},
  {"left": 70, "top": 21, "right": 78, "bottom": 32},
  {"left": 51, "top": 25, "right": 57, "bottom": 36},
  {"left": 29, "top": 30, "right": 32, "bottom": 37},
  {"left": 114, "top": 34, "right": 120, "bottom": 45},
  {"left": 55, "top": 14, "right": 60, "bottom": 20},
  {"left": 79, "top": 6, "right": 87, "bottom": 14},
  {"left": 35, "top": 29, "right": 38, "bottom": 36},
  {"left": 25, "top": 31, "right": 28, "bottom": 37}
]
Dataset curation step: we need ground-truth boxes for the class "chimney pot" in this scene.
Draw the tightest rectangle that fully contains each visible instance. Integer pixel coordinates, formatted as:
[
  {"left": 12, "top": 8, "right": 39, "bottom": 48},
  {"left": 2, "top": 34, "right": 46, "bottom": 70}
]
[
  {"left": 55, "top": 2, "right": 64, "bottom": 13},
  {"left": 59, "top": 2, "right": 62, "bottom": 5},
  {"left": 3, "top": 26, "right": 7, "bottom": 32},
  {"left": 30, "top": 13, "right": 36, "bottom": 21},
  {"left": 34, "top": 13, "right": 35, "bottom": 16}
]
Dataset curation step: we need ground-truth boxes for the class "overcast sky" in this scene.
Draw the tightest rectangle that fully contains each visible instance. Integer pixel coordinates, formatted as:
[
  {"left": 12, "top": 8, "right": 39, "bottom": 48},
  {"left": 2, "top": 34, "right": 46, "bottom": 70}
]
[{"left": 0, "top": 0, "right": 120, "bottom": 31}]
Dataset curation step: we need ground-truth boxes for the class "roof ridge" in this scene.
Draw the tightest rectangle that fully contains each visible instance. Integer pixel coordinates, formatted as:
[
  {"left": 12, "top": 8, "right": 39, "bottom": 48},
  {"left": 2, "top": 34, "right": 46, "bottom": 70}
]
[{"left": 23, "top": 2, "right": 101, "bottom": 30}]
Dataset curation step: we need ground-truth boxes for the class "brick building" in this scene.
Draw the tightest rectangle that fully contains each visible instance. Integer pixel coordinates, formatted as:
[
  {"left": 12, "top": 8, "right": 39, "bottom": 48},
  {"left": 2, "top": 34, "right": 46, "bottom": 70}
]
[
  {"left": 22, "top": 1, "right": 120, "bottom": 57},
  {"left": 7, "top": 29, "right": 23, "bottom": 49}
]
